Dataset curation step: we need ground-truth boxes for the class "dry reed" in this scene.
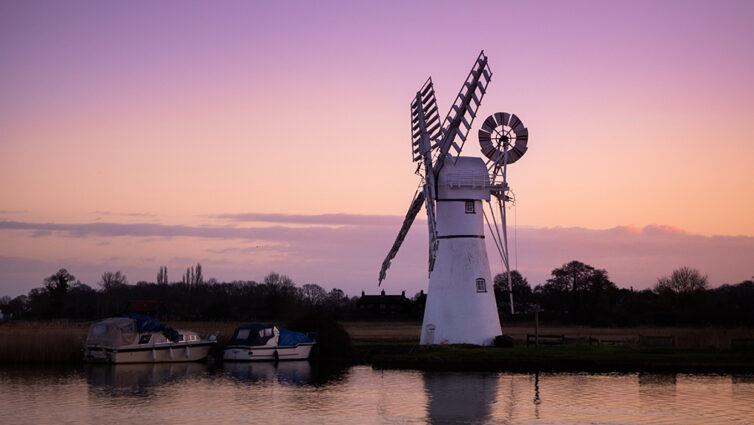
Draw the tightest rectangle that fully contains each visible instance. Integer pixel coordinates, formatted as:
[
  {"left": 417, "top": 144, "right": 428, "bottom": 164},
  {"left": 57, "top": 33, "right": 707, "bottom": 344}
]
[{"left": 0, "top": 321, "right": 89, "bottom": 364}]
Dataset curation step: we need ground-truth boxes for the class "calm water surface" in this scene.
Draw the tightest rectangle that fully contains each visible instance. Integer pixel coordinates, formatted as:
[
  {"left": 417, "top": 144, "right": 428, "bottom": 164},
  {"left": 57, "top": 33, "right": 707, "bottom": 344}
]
[{"left": 1, "top": 362, "right": 753, "bottom": 424}]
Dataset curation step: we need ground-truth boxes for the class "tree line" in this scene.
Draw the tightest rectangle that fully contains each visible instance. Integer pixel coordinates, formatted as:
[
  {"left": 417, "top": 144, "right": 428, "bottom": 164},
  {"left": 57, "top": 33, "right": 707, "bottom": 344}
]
[
  {"left": 494, "top": 261, "right": 754, "bottom": 326},
  {"left": 0, "top": 261, "right": 752, "bottom": 326},
  {"left": 0, "top": 265, "right": 357, "bottom": 322}
]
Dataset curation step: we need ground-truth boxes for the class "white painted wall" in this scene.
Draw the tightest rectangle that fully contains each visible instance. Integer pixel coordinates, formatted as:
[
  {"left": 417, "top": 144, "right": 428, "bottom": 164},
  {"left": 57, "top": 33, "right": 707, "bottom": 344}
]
[{"left": 420, "top": 156, "right": 502, "bottom": 345}]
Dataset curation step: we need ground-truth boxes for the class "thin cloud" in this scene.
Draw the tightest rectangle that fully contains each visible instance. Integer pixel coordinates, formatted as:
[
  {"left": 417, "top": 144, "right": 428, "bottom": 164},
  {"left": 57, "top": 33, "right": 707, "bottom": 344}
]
[
  {"left": 205, "top": 245, "right": 290, "bottom": 254},
  {"left": 2, "top": 219, "right": 753, "bottom": 297},
  {"left": 0, "top": 220, "right": 397, "bottom": 244},
  {"left": 210, "top": 212, "right": 405, "bottom": 226},
  {"left": 92, "top": 211, "right": 159, "bottom": 218}
]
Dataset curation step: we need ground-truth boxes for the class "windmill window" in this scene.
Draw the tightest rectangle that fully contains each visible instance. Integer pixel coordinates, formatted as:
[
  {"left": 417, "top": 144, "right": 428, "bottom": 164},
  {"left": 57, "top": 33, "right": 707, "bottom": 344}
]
[
  {"left": 476, "top": 278, "right": 487, "bottom": 293},
  {"left": 465, "top": 201, "right": 475, "bottom": 214}
]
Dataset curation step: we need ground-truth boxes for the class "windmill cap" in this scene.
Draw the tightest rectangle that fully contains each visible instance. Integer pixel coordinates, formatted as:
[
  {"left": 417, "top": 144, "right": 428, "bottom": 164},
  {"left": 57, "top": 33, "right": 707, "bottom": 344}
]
[{"left": 437, "top": 156, "right": 491, "bottom": 201}]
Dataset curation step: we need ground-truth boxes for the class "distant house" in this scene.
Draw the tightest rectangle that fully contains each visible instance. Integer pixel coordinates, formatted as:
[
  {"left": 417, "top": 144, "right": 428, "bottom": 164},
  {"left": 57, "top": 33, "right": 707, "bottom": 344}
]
[
  {"left": 128, "top": 300, "right": 166, "bottom": 318},
  {"left": 357, "top": 290, "right": 411, "bottom": 315}
]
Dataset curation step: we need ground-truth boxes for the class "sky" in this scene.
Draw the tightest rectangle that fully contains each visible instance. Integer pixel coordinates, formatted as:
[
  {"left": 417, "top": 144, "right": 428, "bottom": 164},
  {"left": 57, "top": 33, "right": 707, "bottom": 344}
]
[{"left": 1, "top": 0, "right": 753, "bottom": 297}]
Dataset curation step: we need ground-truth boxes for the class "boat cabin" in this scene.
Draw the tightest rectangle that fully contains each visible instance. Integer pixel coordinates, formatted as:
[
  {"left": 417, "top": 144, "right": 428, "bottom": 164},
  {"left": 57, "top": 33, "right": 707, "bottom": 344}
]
[{"left": 228, "top": 324, "right": 279, "bottom": 347}]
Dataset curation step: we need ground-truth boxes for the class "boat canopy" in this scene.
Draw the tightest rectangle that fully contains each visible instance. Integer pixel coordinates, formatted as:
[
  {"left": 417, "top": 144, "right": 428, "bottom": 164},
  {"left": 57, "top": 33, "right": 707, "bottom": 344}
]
[
  {"left": 228, "top": 324, "right": 276, "bottom": 346},
  {"left": 86, "top": 314, "right": 182, "bottom": 348},
  {"left": 228, "top": 324, "right": 315, "bottom": 347},
  {"left": 278, "top": 328, "right": 315, "bottom": 347},
  {"left": 86, "top": 317, "right": 139, "bottom": 348},
  {"left": 121, "top": 313, "right": 181, "bottom": 342}
]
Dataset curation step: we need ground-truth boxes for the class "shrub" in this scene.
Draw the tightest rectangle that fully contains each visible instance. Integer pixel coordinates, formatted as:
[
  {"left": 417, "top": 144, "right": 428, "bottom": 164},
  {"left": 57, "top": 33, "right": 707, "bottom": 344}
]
[{"left": 285, "top": 311, "right": 352, "bottom": 361}]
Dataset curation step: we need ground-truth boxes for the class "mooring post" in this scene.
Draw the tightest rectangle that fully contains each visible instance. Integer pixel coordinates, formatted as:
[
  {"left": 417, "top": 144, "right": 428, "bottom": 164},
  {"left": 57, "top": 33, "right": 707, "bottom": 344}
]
[{"left": 534, "top": 307, "right": 541, "bottom": 348}]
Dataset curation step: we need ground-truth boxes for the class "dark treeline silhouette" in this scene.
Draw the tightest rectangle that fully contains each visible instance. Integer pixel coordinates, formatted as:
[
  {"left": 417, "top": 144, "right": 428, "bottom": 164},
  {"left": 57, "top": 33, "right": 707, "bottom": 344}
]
[
  {"left": 0, "top": 266, "right": 368, "bottom": 322},
  {"left": 1, "top": 261, "right": 752, "bottom": 326},
  {"left": 494, "top": 261, "right": 754, "bottom": 326}
]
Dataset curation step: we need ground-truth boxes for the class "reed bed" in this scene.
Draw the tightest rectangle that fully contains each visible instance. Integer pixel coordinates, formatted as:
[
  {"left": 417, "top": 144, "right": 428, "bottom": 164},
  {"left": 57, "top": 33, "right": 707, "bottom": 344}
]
[{"left": 0, "top": 321, "right": 89, "bottom": 364}]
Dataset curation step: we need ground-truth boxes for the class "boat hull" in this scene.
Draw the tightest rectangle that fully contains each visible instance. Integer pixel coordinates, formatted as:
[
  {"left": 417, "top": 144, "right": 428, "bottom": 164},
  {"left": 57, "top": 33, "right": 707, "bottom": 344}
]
[
  {"left": 85, "top": 342, "right": 214, "bottom": 364},
  {"left": 223, "top": 343, "right": 314, "bottom": 361}
]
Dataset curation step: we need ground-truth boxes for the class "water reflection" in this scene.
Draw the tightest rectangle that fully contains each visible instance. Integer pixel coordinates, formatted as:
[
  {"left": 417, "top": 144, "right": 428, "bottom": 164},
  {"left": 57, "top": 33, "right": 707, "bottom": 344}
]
[
  {"left": 3, "top": 366, "right": 754, "bottom": 424},
  {"left": 532, "top": 372, "right": 541, "bottom": 420},
  {"left": 224, "top": 361, "right": 312, "bottom": 385},
  {"left": 638, "top": 372, "right": 677, "bottom": 386},
  {"left": 533, "top": 372, "right": 541, "bottom": 405},
  {"left": 85, "top": 363, "right": 208, "bottom": 397},
  {"left": 638, "top": 372, "right": 677, "bottom": 405},
  {"left": 731, "top": 374, "right": 754, "bottom": 384},
  {"left": 423, "top": 371, "right": 498, "bottom": 424}
]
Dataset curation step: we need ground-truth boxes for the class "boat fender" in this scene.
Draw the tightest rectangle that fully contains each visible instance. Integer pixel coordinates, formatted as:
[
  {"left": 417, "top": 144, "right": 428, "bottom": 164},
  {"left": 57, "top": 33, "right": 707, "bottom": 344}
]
[
  {"left": 274, "top": 350, "right": 279, "bottom": 362},
  {"left": 152, "top": 349, "right": 156, "bottom": 361},
  {"left": 169, "top": 346, "right": 173, "bottom": 360},
  {"left": 185, "top": 345, "right": 190, "bottom": 359}
]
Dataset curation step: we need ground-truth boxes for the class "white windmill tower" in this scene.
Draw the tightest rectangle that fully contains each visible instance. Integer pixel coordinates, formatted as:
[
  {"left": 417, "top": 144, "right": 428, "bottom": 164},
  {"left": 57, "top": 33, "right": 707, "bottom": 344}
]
[{"left": 378, "top": 51, "right": 529, "bottom": 345}]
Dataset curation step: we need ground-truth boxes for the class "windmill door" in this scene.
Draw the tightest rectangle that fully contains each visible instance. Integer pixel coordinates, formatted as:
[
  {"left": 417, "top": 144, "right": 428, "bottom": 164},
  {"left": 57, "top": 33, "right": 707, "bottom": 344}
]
[{"left": 424, "top": 324, "right": 436, "bottom": 345}]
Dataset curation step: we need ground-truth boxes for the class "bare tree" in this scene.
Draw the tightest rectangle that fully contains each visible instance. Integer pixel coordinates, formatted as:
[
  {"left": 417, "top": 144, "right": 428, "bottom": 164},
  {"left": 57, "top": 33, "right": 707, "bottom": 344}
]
[
  {"left": 157, "top": 266, "right": 168, "bottom": 285},
  {"left": 195, "top": 263, "right": 203, "bottom": 285},
  {"left": 263, "top": 272, "right": 294, "bottom": 290},
  {"left": 99, "top": 271, "right": 128, "bottom": 291},
  {"left": 301, "top": 283, "right": 327, "bottom": 305},
  {"left": 655, "top": 267, "right": 709, "bottom": 294},
  {"left": 182, "top": 263, "right": 204, "bottom": 286}
]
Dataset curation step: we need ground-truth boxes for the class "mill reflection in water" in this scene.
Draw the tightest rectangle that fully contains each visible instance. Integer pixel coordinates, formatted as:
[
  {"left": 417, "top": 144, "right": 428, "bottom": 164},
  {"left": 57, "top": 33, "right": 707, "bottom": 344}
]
[
  {"left": 2, "top": 365, "right": 754, "bottom": 424},
  {"left": 423, "top": 371, "right": 498, "bottom": 424}
]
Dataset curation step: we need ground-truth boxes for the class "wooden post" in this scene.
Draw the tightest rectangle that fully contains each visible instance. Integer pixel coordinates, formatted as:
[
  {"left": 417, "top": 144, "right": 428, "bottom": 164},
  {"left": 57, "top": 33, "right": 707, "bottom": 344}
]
[{"left": 534, "top": 306, "right": 541, "bottom": 348}]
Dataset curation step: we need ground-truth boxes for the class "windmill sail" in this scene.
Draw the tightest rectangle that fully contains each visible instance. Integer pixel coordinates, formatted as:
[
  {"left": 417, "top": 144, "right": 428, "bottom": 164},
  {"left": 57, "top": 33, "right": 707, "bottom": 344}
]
[
  {"left": 411, "top": 78, "right": 442, "bottom": 162},
  {"left": 378, "top": 189, "right": 425, "bottom": 285},
  {"left": 378, "top": 51, "right": 493, "bottom": 285},
  {"left": 432, "top": 51, "right": 492, "bottom": 175},
  {"left": 379, "top": 77, "right": 444, "bottom": 285},
  {"left": 411, "top": 80, "right": 441, "bottom": 276}
]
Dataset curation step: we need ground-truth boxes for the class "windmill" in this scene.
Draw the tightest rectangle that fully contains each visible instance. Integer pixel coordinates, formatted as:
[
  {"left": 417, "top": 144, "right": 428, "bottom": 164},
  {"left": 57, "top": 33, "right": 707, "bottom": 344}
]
[{"left": 378, "top": 51, "right": 529, "bottom": 345}]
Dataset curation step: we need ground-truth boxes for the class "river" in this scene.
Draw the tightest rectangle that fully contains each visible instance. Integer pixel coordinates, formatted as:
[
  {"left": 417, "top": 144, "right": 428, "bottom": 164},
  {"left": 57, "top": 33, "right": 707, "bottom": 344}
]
[{"left": 1, "top": 362, "right": 752, "bottom": 424}]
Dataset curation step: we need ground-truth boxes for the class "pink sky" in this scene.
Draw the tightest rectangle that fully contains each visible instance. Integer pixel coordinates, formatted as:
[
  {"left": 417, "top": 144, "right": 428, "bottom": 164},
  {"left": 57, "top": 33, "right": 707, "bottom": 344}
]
[{"left": 1, "top": 1, "right": 753, "bottom": 297}]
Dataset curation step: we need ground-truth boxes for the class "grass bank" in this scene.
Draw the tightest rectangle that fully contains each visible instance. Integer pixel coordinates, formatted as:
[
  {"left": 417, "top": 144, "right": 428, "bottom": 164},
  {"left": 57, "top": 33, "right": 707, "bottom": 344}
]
[
  {"left": 342, "top": 321, "right": 754, "bottom": 350},
  {"left": 359, "top": 343, "right": 754, "bottom": 373}
]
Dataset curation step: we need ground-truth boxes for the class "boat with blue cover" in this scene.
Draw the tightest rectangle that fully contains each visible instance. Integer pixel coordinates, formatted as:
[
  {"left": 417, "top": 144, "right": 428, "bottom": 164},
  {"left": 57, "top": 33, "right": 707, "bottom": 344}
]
[
  {"left": 223, "top": 324, "right": 316, "bottom": 361},
  {"left": 84, "top": 314, "right": 216, "bottom": 363}
]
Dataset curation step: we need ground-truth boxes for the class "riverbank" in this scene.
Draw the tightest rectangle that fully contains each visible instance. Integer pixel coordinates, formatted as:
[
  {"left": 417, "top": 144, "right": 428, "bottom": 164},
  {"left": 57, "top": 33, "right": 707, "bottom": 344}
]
[
  {"left": 2, "top": 321, "right": 753, "bottom": 372},
  {"left": 356, "top": 342, "right": 754, "bottom": 373}
]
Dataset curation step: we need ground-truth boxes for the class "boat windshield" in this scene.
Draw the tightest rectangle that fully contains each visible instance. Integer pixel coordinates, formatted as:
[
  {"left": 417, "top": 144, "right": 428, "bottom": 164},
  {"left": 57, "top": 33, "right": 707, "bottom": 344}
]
[{"left": 229, "top": 324, "right": 275, "bottom": 346}]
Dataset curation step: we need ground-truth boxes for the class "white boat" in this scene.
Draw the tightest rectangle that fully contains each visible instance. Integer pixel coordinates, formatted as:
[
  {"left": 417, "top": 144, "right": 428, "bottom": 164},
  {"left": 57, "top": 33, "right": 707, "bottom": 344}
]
[
  {"left": 223, "top": 324, "right": 316, "bottom": 361},
  {"left": 84, "top": 315, "right": 216, "bottom": 364}
]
